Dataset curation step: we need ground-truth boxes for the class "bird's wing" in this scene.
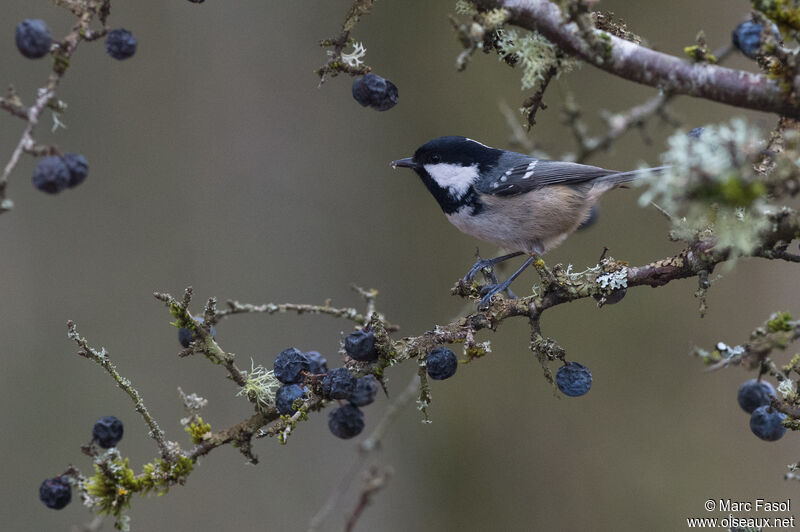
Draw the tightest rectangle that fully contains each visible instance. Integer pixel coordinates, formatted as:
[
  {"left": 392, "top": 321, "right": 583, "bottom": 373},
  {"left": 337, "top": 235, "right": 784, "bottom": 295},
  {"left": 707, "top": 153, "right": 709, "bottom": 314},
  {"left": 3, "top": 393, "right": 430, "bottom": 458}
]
[{"left": 476, "top": 157, "right": 615, "bottom": 197}]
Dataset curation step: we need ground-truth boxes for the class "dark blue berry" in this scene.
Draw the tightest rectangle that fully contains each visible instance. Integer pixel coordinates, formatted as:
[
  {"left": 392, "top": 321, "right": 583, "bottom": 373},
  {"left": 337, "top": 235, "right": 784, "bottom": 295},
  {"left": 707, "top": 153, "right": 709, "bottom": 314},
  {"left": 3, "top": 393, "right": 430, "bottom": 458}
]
[
  {"left": 750, "top": 405, "right": 786, "bottom": 441},
  {"left": 322, "top": 367, "right": 356, "bottom": 399},
  {"left": 737, "top": 379, "right": 776, "bottom": 414},
  {"left": 93, "top": 416, "right": 124, "bottom": 448},
  {"left": 352, "top": 73, "right": 399, "bottom": 111},
  {"left": 577, "top": 205, "right": 598, "bottom": 231},
  {"left": 275, "top": 384, "right": 305, "bottom": 415},
  {"left": 62, "top": 153, "right": 88, "bottom": 188},
  {"left": 593, "top": 287, "right": 626, "bottom": 305},
  {"left": 305, "top": 351, "right": 328, "bottom": 374},
  {"left": 106, "top": 29, "right": 137, "bottom": 60},
  {"left": 15, "top": 20, "right": 52, "bottom": 59},
  {"left": 32, "top": 156, "right": 70, "bottom": 194},
  {"left": 178, "top": 316, "right": 216, "bottom": 348},
  {"left": 687, "top": 127, "right": 704, "bottom": 139},
  {"left": 350, "top": 375, "right": 379, "bottom": 406},
  {"left": 427, "top": 347, "right": 458, "bottom": 380},
  {"left": 328, "top": 404, "right": 365, "bottom": 439},
  {"left": 344, "top": 330, "right": 378, "bottom": 362},
  {"left": 556, "top": 362, "right": 592, "bottom": 397},
  {"left": 39, "top": 476, "right": 71, "bottom": 510},
  {"left": 273, "top": 348, "right": 310, "bottom": 384},
  {"left": 732, "top": 21, "right": 780, "bottom": 59}
]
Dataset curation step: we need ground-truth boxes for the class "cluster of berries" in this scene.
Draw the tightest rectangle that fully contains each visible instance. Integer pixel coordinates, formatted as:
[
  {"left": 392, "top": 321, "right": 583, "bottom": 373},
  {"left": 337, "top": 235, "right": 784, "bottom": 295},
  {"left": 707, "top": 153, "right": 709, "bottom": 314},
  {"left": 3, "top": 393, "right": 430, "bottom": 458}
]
[
  {"left": 39, "top": 416, "right": 124, "bottom": 510},
  {"left": 272, "top": 329, "right": 383, "bottom": 439},
  {"left": 737, "top": 379, "right": 786, "bottom": 441},
  {"left": 16, "top": 20, "right": 139, "bottom": 195},
  {"left": 273, "top": 333, "right": 463, "bottom": 439}
]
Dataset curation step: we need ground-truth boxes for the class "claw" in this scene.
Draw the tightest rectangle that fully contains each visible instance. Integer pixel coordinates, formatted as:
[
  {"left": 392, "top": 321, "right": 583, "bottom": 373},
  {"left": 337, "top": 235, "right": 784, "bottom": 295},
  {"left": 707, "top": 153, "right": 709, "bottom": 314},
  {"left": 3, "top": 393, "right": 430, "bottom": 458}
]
[
  {"left": 464, "top": 259, "right": 495, "bottom": 282},
  {"left": 463, "top": 251, "right": 524, "bottom": 282},
  {"left": 478, "top": 285, "right": 504, "bottom": 309},
  {"left": 475, "top": 255, "right": 537, "bottom": 309}
]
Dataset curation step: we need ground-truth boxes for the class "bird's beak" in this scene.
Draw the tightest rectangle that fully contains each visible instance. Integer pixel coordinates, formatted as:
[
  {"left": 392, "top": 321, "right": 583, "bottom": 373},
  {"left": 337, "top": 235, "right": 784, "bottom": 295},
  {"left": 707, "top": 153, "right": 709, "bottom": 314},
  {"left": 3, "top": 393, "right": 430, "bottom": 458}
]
[{"left": 391, "top": 157, "right": 417, "bottom": 170}]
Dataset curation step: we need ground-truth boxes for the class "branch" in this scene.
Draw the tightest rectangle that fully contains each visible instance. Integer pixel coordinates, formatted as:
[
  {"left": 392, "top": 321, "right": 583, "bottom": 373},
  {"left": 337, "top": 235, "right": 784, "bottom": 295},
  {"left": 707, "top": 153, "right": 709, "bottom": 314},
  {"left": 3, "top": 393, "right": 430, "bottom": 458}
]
[
  {"left": 316, "top": 0, "right": 377, "bottom": 84},
  {"left": 219, "top": 300, "right": 367, "bottom": 325},
  {"left": 309, "top": 375, "right": 419, "bottom": 532},
  {"left": 66, "top": 320, "right": 174, "bottom": 461},
  {"left": 154, "top": 289, "right": 248, "bottom": 387},
  {"left": 475, "top": 0, "right": 800, "bottom": 117},
  {"left": 0, "top": 1, "right": 110, "bottom": 213}
]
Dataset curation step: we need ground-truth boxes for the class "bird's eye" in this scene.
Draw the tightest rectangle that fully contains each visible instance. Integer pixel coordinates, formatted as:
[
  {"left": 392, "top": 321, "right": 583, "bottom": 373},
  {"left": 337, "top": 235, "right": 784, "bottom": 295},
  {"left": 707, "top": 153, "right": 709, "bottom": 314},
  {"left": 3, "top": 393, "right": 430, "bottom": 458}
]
[{"left": 431, "top": 155, "right": 441, "bottom": 163}]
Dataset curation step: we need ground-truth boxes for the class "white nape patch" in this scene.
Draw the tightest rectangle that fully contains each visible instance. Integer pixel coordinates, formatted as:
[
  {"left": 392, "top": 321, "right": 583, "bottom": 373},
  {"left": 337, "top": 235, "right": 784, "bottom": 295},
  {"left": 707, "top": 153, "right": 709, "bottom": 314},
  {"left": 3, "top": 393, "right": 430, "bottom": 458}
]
[
  {"left": 424, "top": 163, "right": 478, "bottom": 198},
  {"left": 465, "top": 138, "right": 490, "bottom": 149}
]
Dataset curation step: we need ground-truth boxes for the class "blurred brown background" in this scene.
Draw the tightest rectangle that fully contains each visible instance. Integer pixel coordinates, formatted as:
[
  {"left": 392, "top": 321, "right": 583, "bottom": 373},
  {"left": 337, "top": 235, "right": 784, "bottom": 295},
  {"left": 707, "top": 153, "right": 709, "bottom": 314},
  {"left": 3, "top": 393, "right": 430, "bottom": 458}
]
[{"left": 2, "top": 1, "right": 798, "bottom": 531}]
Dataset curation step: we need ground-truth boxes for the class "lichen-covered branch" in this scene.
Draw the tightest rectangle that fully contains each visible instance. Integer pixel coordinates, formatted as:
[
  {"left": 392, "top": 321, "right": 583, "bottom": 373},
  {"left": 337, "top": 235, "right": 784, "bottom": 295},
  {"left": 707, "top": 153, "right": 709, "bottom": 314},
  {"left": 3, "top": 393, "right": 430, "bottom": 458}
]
[
  {"left": 66, "top": 320, "right": 173, "bottom": 461},
  {"left": 219, "top": 299, "right": 368, "bottom": 325},
  {"left": 316, "top": 0, "right": 377, "bottom": 84},
  {"left": 474, "top": 0, "right": 800, "bottom": 117},
  {"left": 153, "top": 288, "right": 248, "bottom": 387}
]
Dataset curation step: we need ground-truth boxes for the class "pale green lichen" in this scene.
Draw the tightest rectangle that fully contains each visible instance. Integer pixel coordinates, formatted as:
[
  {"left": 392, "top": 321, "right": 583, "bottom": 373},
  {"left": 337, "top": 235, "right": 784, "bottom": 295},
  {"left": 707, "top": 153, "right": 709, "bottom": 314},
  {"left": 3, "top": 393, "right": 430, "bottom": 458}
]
[
  {"left": 778, "top": 378, "right": 795, "bottom": 398},
  {"left": 455, "top": 0, "right": 477, "bottom": 15},
  {"left": 82, "top": 449, "right": 195, "bottom": 530},
  {"left": 753, "top": 0, "right": 800, "bottom": 31},
  {"left": 768, "top": 310, "right": 794, "bottom": 332},
  {"left": 184, "top": 417, "right": 212, "bottom": 444},
  {"left": 237, "top": 360, "right": 281, "bottom": 412},
  {"left": 496, "top": 28, "right": 579, "bottom": 90},
  {"left": 638, "top": 119, "right": 771, "bottom": 258},
  {"left": 596, "top": 269, "right": 628, "bottom": 290}
]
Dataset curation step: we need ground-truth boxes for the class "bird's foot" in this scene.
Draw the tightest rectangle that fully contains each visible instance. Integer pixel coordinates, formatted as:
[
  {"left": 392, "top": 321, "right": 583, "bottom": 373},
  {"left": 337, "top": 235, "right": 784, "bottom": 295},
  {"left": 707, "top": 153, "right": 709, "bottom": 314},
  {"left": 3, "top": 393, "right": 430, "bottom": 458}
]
[
  {"left": 463, "top": 251, "right": 523, "bottom": 283},
  {"left": 478, "top": 280, "right": 516, "bottom": 309},
  {"left": 464, "top": 258, "right": 498, "bottom": 283}
]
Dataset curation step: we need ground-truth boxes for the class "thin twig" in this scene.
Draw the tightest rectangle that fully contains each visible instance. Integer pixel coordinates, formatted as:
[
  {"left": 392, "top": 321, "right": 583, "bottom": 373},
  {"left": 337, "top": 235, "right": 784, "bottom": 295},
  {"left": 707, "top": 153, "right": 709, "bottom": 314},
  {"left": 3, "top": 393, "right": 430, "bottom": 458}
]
[
  {"left": 218, "top": 300, "right": 368, "bottom": 324},
  {"left": 0, "top": 1, "right": 110, "bottom": 212},
  {"left": 308, "top": 375, "right": 420, "bottom": 532},
  {"left": 66, "top": 320, "right": 174, "bottom": 461}
]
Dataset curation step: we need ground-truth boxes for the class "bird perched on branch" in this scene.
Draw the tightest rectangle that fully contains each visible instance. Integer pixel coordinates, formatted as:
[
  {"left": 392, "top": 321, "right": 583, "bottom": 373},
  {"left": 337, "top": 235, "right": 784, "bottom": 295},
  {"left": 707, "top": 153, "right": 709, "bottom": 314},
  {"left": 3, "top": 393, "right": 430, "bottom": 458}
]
[{"left": 392, "top": 136, "right": 665, "bottom": 307}]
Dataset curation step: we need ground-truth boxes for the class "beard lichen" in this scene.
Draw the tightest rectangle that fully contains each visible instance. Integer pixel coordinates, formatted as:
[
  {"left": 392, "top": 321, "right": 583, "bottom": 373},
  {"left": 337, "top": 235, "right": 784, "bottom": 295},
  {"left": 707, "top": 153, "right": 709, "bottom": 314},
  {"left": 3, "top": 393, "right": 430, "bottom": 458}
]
[
  {"left": 237, "top": 360, "right": 281, "bottom": 413},
  {"left": 639, "top": 119, "right": 775, "bottom": 258}
]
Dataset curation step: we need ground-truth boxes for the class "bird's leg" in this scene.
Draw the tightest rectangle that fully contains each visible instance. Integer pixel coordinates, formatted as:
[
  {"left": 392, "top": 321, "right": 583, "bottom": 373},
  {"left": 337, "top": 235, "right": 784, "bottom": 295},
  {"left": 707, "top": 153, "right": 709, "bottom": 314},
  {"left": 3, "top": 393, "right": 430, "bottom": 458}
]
[
  {"left": 463, "top": 251, "right": 524, "bottom": 282},
  {"left": 527, "top": 243, "right": 555, "bottom": 285},
  {"left": 478, "top": 255, "right": 537, "bottom": 309}
]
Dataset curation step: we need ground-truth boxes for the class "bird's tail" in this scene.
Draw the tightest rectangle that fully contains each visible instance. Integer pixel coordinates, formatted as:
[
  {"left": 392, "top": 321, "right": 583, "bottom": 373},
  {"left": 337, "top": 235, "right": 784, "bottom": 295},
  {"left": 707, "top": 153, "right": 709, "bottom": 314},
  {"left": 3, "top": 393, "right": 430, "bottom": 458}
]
[{"left": 600, "top": 165, "right": 671, "bottom": 186}]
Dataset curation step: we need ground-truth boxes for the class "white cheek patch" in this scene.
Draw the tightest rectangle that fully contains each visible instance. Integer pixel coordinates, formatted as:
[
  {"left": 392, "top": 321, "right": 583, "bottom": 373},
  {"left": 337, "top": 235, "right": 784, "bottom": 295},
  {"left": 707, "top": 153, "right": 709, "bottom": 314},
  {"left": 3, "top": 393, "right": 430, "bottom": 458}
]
[{"left": 424, "top": 163, "right": 478, "bottom": 199}]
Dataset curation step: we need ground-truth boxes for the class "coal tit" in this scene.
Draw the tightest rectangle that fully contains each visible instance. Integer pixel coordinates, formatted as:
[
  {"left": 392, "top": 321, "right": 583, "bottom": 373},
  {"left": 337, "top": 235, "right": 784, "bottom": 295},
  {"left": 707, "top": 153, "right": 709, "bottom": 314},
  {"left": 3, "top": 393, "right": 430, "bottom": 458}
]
[{"left": 391, "top": 136, "right": 665, "bottom": 307}]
